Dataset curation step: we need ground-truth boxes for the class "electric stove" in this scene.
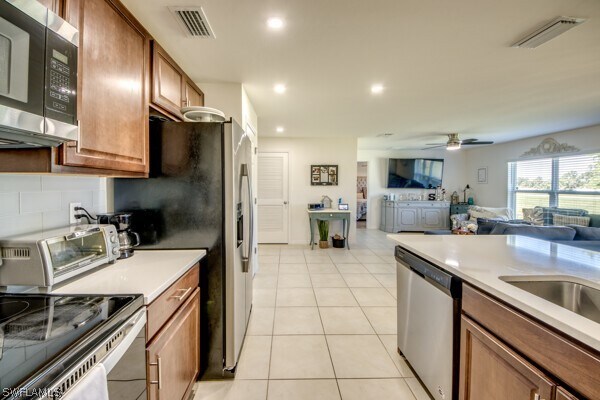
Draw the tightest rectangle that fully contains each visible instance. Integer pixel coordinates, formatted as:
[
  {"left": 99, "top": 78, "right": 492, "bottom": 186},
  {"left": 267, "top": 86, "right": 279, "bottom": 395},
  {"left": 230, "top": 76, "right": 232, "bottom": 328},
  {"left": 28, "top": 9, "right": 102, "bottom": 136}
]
[{"left": 0, "top": 293, "right": 143, "bottom": 398}]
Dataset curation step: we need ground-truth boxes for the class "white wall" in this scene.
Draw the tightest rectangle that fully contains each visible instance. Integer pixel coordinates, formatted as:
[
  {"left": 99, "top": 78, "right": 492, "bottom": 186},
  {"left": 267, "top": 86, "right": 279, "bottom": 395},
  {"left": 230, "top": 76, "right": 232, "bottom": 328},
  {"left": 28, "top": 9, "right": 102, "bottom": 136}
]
[
  {"left": 357, "top": 162, "right": 368, "bottom": 177},
  {"left": 259, "top": 137, "right": 358, "bottom": 245},
  {"left": 197, "top": 82, "right": 243, "bottom": 124},
  {"left": 356, "top": 149, "right": 467, "bottom": 229},
  {"left": 242, "top": 86, "right": 258, "bottom": 134},
  {"left": 0, "top": 175, "right": 108, "bottom": 238},
  {"left": 465, "top": 124, "right": 600, "bottom": 207}
]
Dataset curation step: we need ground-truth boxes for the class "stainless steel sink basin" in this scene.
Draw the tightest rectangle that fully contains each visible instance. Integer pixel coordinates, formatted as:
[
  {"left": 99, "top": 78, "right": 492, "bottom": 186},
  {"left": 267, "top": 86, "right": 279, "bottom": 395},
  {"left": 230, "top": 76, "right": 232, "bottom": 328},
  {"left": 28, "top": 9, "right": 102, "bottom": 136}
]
[{"left": 501, "top": 278, "right": 600, "bottom": 324}]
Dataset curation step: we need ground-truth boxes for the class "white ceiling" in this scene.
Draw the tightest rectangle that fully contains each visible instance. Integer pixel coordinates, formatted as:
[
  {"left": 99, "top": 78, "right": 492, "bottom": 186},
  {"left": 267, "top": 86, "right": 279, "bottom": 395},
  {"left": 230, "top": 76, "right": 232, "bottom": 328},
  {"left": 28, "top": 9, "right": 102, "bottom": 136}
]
[{"left": 121, "top": 0, "right": 600, "bottom": 149}]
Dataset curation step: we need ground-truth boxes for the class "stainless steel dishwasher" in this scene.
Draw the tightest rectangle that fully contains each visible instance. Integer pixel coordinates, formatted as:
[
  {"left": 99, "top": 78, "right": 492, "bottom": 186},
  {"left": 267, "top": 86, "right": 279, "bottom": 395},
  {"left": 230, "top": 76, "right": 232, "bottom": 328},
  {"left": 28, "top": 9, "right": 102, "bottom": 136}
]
[{"left": 396, "top": 245, "right": 462, "bottom": 400}]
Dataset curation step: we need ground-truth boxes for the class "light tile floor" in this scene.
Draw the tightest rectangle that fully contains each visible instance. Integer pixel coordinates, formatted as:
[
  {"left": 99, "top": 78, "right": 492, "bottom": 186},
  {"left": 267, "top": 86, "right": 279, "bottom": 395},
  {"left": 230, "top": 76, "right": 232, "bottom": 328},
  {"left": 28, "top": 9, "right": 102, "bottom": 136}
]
[{"left": 194, "top": 229, "right": 432, "bottom": 400}]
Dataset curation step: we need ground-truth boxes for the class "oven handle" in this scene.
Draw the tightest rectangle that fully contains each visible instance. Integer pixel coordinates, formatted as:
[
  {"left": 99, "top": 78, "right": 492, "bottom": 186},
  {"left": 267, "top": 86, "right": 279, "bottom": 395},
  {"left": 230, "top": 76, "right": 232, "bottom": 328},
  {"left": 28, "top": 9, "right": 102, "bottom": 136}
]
[{"left": 101, "top": 308, "right": 146, "bottom": 374}]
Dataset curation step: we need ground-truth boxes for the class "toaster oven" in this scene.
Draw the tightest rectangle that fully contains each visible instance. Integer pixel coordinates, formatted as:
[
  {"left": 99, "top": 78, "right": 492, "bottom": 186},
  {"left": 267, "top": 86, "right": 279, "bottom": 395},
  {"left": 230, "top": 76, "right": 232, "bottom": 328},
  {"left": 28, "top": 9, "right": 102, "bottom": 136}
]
[{"left": 0, "top": 224, "right": 119, "bottom": 289}]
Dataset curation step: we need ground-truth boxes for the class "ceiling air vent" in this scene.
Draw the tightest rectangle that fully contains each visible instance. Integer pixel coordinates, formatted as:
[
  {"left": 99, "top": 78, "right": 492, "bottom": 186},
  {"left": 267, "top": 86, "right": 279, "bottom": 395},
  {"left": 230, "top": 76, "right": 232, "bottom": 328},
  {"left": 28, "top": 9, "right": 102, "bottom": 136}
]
[
  {"left": 169, "top": 6, "right": 216, "bottom": 38},
  {"left": 512, "top": 17, "right": 586, "bottom": 48}
]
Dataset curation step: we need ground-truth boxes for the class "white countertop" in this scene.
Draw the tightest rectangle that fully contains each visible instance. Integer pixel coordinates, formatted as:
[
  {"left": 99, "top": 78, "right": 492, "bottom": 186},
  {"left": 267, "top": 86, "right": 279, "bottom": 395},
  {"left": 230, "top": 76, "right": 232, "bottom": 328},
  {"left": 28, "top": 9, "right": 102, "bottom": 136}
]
[
  {"left": 52, "top": 249, "right": 206, "bottom": 304},
  {"left": 388, "top": 234, "right": 600, "bottom": 351}
]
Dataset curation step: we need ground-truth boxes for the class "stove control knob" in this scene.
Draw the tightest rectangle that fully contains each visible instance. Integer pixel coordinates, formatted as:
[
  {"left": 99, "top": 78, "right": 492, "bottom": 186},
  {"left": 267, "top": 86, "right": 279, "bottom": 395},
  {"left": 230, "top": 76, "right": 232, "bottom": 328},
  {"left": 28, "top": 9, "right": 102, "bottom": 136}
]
[
  {"left": 112, "top": 248, "right": 120, "bottom": 256},
  {"left": 110, "top": 234, "right": 117, "bottom": 243}
]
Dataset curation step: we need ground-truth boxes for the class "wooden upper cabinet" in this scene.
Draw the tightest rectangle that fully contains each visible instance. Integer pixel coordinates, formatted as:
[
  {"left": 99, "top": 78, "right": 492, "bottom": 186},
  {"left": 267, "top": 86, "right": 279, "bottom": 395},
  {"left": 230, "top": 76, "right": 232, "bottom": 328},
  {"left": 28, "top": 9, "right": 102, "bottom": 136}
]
[
  {"left": 151, "top": 41, "right": 204, "bottom": 119},
  {"left": 184, "top": 78, "right": 204, "bottom": 107},
  {"left": 459, "top": 315, "right": 555, "bottom": 400},
  {"left": 60, "top": 0, "right": 150, "bottom": 174},
  {"left": 152, "top": 42, "right": 185, "bottom": 118}
]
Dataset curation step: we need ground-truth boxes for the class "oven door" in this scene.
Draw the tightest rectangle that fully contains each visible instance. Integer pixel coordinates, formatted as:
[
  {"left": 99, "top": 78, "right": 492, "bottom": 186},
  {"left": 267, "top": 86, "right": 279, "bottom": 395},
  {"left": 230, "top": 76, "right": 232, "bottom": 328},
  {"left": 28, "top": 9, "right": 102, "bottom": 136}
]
[
  {"left": 0, "top": 0, "right": 46, "bottom": 135},
  {"left": 104, "top": 311, "right": 147, "bottom": 400}
]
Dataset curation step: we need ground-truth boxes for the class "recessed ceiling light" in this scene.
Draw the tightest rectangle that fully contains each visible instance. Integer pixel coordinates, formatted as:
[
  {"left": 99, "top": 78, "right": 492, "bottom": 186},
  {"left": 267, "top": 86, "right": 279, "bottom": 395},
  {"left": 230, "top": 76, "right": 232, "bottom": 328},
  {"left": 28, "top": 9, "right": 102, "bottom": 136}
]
[
  {"left": 276, "top": 126, "right": 284, "bottom": 133},
  {"left": 274, "top": 84, "right": 286, "bottom": 94},
  {"left": 267, "top": 17, "right": 285, "bottom": 30},
  {"left": 371, "top": 84, "right": 384, "bottom": 94}
]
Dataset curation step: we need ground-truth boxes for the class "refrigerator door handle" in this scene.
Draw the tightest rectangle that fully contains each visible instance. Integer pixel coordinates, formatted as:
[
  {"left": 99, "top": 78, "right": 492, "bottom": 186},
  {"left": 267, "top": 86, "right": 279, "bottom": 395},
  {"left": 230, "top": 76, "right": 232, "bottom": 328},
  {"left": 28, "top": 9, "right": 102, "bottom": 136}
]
[{"left": 241, "top": 163, "right": 253, "bottom": 273}]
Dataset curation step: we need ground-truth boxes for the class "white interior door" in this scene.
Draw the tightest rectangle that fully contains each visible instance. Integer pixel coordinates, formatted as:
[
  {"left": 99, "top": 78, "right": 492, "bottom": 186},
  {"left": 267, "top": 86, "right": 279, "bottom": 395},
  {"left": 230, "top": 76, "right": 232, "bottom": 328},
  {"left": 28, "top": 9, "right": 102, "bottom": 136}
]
[{"left": 257, "top": 152, "right": 289, "bottom": 243}]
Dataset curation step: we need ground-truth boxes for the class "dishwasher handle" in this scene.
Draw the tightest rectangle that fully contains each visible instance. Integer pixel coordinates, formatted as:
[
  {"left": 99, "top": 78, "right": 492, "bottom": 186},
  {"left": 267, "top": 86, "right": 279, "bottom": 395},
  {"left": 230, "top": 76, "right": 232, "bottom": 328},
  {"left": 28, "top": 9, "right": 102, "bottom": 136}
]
[{"left": 395, "top": 246, "right": 462, "bottom": 298}]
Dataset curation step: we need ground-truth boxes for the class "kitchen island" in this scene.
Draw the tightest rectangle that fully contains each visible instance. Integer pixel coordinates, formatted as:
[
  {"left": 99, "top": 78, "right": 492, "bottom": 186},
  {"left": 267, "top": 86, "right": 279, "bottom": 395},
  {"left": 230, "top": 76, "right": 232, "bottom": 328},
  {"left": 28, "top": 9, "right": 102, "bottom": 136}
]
[{"left": 389, "top": 234, "right": 600, "bottom": 400}]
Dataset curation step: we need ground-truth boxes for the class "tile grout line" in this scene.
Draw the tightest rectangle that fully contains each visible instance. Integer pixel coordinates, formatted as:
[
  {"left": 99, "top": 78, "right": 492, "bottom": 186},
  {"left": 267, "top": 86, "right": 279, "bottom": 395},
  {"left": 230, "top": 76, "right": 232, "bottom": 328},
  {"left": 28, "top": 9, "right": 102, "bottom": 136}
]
[
  {"left": 264, "top": 253, "right": 281, "bottom": 399},
  {"left": 313, "top": 252, "right": 343, "bottom": 400}
]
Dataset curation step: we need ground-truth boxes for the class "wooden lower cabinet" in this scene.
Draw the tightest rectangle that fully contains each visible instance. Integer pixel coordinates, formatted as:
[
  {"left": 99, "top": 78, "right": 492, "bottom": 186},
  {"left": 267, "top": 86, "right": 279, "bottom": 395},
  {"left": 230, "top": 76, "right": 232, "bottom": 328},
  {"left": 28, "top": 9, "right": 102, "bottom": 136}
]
[
  {"left": 459, "top": 315, "right": 555, "bottom": 400},
  {"left": 461, "top": 285, "right": 596, "bottom": 400},
  {"left": 147, "top": 288, "right": 200, "bottom": 400}
]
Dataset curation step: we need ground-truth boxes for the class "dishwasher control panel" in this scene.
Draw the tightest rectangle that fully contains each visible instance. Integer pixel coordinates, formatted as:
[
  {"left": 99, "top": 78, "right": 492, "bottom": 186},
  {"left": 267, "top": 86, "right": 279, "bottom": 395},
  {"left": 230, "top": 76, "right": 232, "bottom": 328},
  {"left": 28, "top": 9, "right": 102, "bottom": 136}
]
[{"left": 395, "top": 246, "right": 462, "bottom": 298}]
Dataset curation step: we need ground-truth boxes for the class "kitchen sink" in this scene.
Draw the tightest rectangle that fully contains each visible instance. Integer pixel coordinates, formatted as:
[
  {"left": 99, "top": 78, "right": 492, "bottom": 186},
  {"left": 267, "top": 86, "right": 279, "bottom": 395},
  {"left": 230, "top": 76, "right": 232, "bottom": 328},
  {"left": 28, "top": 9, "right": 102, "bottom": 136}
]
[{"left": 501, "top": 277, "right": 600, "bottom": 324}]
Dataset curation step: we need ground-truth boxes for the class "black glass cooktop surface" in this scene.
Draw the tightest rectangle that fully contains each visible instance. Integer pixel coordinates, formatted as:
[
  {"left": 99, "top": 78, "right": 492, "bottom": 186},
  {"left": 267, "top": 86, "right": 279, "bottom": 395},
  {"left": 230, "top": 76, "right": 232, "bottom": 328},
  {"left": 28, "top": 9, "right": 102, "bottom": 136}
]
[{"left": 0, "top": 293, "right": 142, "bottom": 396}]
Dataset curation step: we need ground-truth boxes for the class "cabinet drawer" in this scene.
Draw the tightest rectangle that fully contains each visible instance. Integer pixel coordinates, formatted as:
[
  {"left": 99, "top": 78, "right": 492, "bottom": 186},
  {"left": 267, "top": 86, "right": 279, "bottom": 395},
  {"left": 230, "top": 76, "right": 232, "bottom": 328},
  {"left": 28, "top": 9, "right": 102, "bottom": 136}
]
[
  {"left": 462, "top": 284, "right": 600, "bottom": 400},
  {"left": 147, "top": 263, "right": 199, "bottom": 341}
]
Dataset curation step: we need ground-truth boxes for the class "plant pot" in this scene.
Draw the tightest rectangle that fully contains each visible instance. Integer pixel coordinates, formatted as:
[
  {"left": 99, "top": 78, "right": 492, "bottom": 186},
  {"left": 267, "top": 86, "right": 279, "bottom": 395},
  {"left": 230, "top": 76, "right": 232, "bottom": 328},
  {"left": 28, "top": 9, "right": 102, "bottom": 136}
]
[
  {"left": 331, "top": 236, "right": 346, "bottom": 248},
  {"left": 319, "top": 240, "right": 329, "bottom": 249}
]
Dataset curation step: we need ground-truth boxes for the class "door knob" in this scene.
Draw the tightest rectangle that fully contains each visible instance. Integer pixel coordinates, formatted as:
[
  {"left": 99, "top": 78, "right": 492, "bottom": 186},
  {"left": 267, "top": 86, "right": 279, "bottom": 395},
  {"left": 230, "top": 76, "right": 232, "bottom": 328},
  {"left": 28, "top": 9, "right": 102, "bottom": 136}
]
[{"left": 283, "top": 201, "right": 288, "bottom": 205}]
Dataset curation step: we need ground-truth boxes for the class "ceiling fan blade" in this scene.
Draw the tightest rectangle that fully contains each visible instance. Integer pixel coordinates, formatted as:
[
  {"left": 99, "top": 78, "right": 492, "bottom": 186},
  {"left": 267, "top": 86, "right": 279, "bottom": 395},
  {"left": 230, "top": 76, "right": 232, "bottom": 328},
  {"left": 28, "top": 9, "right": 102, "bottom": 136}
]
[
  {"left": 425, "top": 143, "right": 445, "bottom": 146},
  {"left": 462, "top": 141, "right": 494, "bottom": 145},
  {"left": 461, "top": 138, "right": 478, "bottom": 143},
  {"left": 421, "top": 144, "right": 447, "bottom": 150}
]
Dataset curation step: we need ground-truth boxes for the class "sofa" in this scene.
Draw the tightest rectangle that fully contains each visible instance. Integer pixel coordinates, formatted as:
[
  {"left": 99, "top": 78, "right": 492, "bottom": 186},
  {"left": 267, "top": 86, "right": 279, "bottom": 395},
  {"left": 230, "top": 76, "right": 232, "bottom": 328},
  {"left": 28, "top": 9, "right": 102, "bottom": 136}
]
[
  {"left": 477, "top": 220, "right": 600, "bottom": 251},
  {"left": 428, "top": 205, "right": 600, "bottom": 252}
]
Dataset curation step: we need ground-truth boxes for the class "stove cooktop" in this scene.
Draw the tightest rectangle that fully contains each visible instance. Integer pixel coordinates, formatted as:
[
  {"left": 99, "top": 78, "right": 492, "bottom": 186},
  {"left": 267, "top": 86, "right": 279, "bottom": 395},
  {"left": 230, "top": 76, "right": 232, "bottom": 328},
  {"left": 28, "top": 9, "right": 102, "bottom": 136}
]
[{"left": 0, "top": 293, "right": 143, "bottom": 396}]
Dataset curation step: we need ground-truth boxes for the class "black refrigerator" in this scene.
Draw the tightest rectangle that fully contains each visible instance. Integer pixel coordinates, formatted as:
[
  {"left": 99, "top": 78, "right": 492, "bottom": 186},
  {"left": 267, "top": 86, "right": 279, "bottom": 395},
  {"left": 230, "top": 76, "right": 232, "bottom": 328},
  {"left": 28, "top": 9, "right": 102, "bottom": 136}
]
[{"left": 114, "top": 119, "right": 255, "bottom": 379}]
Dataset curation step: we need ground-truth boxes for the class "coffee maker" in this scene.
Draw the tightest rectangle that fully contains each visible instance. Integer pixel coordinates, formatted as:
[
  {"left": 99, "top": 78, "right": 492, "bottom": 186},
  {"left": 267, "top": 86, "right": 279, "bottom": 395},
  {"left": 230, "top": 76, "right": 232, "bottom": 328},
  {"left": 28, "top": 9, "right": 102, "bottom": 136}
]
[{"left": 97, "top": 213, "right": 140, "bottom": 259}]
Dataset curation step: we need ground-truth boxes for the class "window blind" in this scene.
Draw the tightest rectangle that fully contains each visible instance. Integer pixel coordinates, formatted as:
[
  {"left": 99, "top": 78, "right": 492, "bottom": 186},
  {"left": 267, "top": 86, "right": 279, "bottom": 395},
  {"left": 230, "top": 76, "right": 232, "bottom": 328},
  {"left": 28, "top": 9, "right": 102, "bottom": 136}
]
[{"left": 508, "top": 153, "right": 600, "bottom": 217}]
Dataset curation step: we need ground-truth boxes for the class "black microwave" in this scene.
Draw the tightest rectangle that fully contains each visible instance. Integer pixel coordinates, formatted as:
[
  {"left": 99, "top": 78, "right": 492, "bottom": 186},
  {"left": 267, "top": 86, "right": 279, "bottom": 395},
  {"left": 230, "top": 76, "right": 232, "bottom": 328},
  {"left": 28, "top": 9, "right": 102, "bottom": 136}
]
[{"left": 0, "top": 0, "right": 78, "bottom": 147}]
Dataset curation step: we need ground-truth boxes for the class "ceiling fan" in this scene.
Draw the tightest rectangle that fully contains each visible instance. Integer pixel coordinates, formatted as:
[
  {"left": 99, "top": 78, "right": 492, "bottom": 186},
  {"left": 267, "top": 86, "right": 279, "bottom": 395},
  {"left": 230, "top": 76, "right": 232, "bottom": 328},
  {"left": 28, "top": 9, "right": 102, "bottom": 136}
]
[{"left": 422, "top": 133, "right": 494, "bottom": 150}]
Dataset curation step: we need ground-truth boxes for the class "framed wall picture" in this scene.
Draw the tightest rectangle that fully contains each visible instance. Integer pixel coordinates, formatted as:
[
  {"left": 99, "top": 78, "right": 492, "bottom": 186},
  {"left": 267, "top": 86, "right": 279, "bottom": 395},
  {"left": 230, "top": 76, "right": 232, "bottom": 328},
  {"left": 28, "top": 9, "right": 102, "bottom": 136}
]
[
  {"left": 477, "top": 167, "right": 488, "bottom": 184},
  {"left": 311, "top": 165, "right": 338, "bottom": 186}
]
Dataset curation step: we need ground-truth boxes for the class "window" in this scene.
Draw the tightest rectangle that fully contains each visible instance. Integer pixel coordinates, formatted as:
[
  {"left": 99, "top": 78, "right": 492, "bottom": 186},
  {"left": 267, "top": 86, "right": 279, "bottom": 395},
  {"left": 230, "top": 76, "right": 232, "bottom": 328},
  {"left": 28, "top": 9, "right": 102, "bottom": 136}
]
[{"left": 508, "top": 153, "right": 600, "bottom": 218}]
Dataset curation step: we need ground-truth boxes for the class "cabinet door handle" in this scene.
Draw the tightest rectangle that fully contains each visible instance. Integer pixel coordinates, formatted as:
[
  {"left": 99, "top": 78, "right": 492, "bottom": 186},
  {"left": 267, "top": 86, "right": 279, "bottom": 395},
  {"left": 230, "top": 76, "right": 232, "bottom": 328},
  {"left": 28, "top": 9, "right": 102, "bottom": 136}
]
[
  {"left": 149, "top": 356, "right": 162, "bottom": 389},
  {"left": 171, "top": 287, "right": 192, "bottom": 301}
]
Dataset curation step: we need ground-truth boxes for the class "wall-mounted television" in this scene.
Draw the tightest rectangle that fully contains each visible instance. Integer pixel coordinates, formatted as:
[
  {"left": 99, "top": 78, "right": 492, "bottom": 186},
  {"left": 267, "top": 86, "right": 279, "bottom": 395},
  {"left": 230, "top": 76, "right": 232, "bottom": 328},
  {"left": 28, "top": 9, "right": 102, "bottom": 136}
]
[{"left": 386, "top": 158, "right": 444, "bottom": 189}]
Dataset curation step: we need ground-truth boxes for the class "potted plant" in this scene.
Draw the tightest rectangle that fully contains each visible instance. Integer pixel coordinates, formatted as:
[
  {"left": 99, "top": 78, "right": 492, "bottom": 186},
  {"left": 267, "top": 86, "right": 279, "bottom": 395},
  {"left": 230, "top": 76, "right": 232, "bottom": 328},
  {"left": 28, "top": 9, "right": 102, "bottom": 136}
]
[{"left": 317, "top": 220, "right": 329, "bottom": 248}]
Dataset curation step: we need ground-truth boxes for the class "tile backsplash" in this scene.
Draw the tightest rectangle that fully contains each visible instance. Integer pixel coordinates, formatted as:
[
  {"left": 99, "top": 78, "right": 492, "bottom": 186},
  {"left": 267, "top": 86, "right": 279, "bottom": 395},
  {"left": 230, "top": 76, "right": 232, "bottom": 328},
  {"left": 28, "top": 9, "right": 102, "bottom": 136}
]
[{"left": 0, "top": 175, "right": 108, "bottom": 238}]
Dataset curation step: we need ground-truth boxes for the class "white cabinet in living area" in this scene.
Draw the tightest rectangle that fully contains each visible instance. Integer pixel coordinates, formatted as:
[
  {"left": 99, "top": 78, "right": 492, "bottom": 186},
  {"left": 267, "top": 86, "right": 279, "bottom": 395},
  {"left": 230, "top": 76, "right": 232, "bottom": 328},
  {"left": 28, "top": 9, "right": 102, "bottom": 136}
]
[{"left": 380, "top": 200, "right": 450, "bottom": 232}]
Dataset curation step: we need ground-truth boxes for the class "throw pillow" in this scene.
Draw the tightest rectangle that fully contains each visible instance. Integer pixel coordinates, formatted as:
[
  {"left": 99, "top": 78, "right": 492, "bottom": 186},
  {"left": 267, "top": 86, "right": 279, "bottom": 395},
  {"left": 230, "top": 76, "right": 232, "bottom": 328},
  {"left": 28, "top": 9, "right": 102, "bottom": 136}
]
[
  {"left": 522, "top": 208, "right": 543, "bottom": 225},
  {"left": 569, "top": 225, "right": 600, "bottom": 241},
  {"left": 533, "top": 206, "right": 588, "bottom": 226},
  {"left": 552, "top": 213, "right": 590, "bottom": 227},
  {"left": 468, "top": 206, "right": 511, "bottom": 223}
]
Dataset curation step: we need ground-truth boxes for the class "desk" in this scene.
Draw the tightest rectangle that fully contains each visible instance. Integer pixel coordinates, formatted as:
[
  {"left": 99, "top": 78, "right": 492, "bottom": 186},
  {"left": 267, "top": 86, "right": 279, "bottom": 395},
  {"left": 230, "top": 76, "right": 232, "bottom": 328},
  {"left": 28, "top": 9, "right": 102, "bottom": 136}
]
[{"left": 307, "top": 209, "right": 351, "bottom": 250}]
